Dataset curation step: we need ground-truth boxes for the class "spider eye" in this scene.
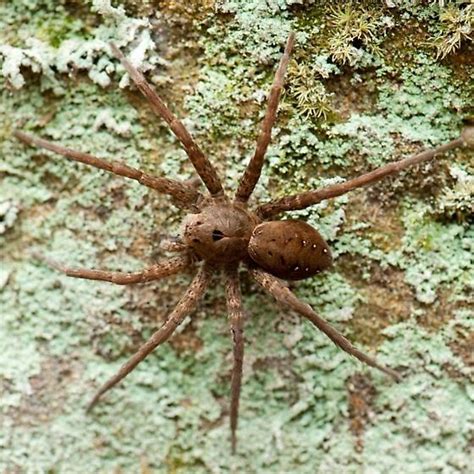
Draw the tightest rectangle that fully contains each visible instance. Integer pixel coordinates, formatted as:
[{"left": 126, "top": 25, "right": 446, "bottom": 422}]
[{"left": 212, "top": 229, "right": 224, "bottom": 241}]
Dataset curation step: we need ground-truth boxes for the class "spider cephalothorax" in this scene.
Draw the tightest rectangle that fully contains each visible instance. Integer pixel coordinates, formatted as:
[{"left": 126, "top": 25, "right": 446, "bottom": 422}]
[
  {"left": 183, "top": 200, "right": 258, "bottom": 264},
  {"left": 14, "top": 33, "right": 473, "bottom": 453}
]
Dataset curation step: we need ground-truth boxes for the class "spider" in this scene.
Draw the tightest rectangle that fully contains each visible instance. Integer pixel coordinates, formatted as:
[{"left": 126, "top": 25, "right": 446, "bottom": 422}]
[{"left": 14, "top": 33, "right": 473, "bottom": 453}]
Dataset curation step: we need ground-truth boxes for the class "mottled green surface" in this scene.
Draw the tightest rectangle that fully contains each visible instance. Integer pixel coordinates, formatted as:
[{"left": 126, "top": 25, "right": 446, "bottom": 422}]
[{"left": 1, "top": 1, "right": 473, "bottom": 473}]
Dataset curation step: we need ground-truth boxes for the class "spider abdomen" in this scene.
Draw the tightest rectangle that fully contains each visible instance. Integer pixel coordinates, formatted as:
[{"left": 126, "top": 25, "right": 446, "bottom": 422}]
[{"left": 248, "top": 220, "right": 332, "bottom": 280}]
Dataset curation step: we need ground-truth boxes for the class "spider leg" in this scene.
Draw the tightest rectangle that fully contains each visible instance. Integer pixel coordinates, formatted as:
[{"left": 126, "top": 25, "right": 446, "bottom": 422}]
[
  {"left": 159, "top": 237, "right": 188, "bottom": 253},
  {"left": 14, "top": 130, "right": 200, "bottom": 210},
  {"left": 224, "top": 266, "right": 245, "bottom": 454},
  {"left": 257, "top": 129, "right": 472, "bottom": 219},
  {"left": 37, "top": 253, "right": 190, "bottom": 285},
  {"left": 235, "top": 33, "right": 295, "bottom": 203},
  {"left": 250, "top": 268, "right": 401, "bottom": 381},
  {"left": 110, "top": 44, "right": 224, "bottom": 198},
  {"left": 87, "top": 264, "right": 211, "bottom": 412}
]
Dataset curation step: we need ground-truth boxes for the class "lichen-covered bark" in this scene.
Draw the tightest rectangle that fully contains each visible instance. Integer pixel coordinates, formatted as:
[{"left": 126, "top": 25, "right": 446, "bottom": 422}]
[{"left": 1, "top": 1, "right": 473, "bottom": 472}]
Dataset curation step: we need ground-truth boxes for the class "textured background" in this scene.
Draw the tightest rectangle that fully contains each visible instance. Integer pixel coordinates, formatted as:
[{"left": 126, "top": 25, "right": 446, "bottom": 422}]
[{"left": 1, "top": 1, "right": 473, "bottom": 472}]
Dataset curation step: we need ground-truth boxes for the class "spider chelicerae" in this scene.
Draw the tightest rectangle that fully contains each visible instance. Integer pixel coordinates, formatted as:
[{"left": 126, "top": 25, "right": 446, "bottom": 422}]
[{"left": 14, "top": 33, "right": 473, "bottom": 453}]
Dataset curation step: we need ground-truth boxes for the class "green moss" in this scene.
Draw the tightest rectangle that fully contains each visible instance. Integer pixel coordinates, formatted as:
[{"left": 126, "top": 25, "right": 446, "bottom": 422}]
[{"left": 286, "top": 60, "right": 336, "bottom": 120}]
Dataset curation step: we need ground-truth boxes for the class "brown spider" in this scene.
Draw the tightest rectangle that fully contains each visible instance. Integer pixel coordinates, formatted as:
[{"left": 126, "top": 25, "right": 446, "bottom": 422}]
[{"left": 14, "top": 33, "right": 473, "bottom": 453}]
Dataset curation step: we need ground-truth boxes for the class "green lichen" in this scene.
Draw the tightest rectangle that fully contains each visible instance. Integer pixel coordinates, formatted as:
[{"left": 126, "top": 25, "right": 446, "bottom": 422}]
[{"left": 1, "top": 1, "right": 473, "bottom": 472}]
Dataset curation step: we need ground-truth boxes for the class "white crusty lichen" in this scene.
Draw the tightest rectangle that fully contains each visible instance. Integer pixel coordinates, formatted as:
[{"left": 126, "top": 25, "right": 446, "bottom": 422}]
[
  {"left": 0, "top": 0, "right": 165, "bottom": 91},
  {"left": 436, "top": 164, "right": 474, "bottom": 219},
  {"left": 0, "top": 199, "right": 19, "bottom": 234}
]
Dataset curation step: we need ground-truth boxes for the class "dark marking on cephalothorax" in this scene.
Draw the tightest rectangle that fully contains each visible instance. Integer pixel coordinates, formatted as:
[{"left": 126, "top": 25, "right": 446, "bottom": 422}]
[{"left": 212, "top": 229, "right": 224, "bottom": 241}]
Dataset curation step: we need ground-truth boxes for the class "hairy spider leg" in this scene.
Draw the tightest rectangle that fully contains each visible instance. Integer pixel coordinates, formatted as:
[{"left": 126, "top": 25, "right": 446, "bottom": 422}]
[
  {"left": 224, "top": 267, "right": 245, "bottom": 454},
  {"left": 257, "top": 132, "right": 470, "bottom": 218},
  {"left": 110, "top": 43, "right": 224, "bottom": 198},
  {"left": 87, "top": 264, "right": 212, "bottom": 412},
  {"left": 235, "top": 32, "right": 295, "bottom": 203},
  {"left": 250, "top": 268, "right": 401, "bottom": 381},
  {"left": 37, "top": 254, "right": 189, "bottom": 285},
  {"left": 13, "top": 130, "right": 200, "bottom": 210},
  {"left": 159, "top": 238, "right": 189, "bottom": 253}
]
